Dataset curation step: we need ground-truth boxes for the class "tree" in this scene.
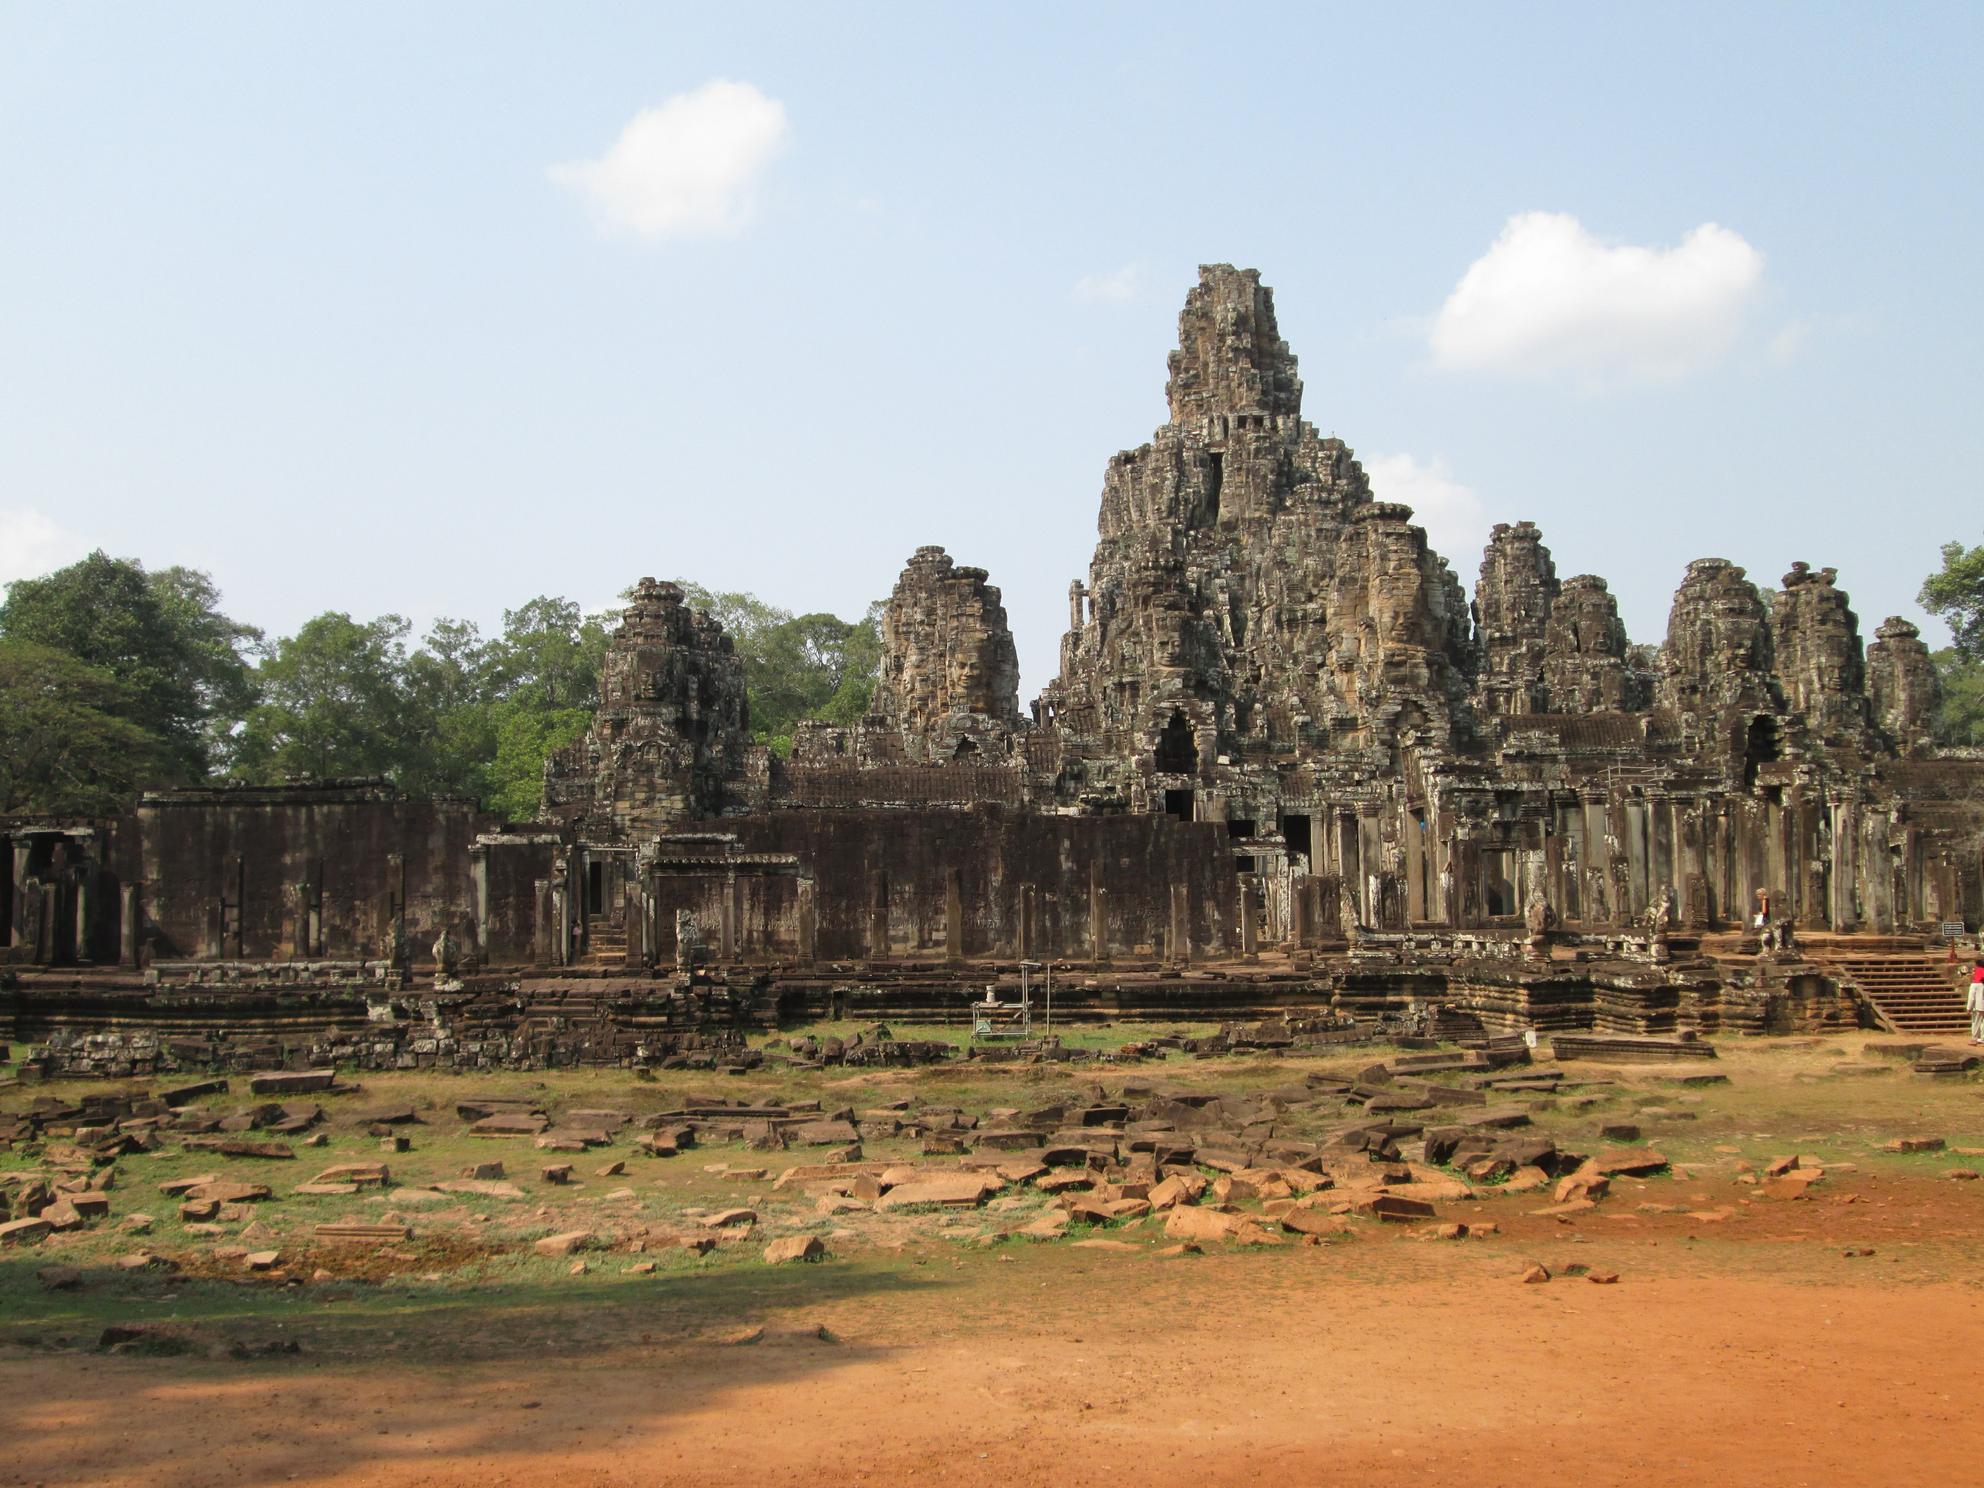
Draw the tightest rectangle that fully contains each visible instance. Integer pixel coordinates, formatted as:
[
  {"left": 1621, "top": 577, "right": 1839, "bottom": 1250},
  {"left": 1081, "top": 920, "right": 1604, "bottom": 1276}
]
[
  {"left": 1921, "top": 538, "right": 1984, "bottom": 661},
  {"left": 1932, "top": 649, "right": 1984, "bottom": 747},
  {"left": 491, "top": 597, "right": 612, "bottom": 710},
  {"left": 0, "top": 641, "right": 171, "bottom": 815},
  {"left": 484, "top": 701, "right": 592, "bottom": 821},
  {"left": 673, "top": 582, "right": 884, "bottom": 753},
  {"left": 0, "top": 550, "right": 261, "bottom": 780},
  {"left": 232, "top": 613, "right": 426, "bottom": 783},
  {"left": 817, "top": 600, "right": 885, "bottom": 724}
]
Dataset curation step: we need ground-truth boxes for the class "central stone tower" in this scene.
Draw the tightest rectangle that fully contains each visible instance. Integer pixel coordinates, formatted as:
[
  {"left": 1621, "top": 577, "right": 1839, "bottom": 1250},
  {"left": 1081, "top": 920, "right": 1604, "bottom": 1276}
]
[{"left": 1036, "top": 264, "right": 1473, "bottom": 795}]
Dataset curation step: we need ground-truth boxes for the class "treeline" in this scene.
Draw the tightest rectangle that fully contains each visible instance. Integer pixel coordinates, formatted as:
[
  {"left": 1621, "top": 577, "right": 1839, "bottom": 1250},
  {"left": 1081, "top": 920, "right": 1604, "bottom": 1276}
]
[
  {"left": 0, "top": 552, "right": 880, "bottom": 820},
  {"left": 1922, "top": 538, "right": 1984, "bottom": 746}
]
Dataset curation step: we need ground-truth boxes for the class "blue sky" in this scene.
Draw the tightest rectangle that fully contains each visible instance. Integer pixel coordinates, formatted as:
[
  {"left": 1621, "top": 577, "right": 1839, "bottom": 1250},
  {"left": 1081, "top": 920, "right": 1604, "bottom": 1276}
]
[{"left": 2, "top": 3, "right": 1978, "bottom": 694}]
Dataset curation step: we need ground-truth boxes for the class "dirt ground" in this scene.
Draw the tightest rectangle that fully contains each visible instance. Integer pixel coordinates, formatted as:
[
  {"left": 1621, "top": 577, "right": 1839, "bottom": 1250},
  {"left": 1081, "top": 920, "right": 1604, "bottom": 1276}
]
[
  {"left": 3, "top": 1038, "right": 1982, "bottom": 1487},
  {"left": 7, "top": 1265, "right": 1980, "bottom": 1488}
]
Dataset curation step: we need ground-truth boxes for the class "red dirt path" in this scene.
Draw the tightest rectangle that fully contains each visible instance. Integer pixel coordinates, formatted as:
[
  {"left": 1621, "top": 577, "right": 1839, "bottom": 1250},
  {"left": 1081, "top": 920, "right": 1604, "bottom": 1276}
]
[{"left": 4, "top": 1267, "right": 1977, "bottom": 1488}]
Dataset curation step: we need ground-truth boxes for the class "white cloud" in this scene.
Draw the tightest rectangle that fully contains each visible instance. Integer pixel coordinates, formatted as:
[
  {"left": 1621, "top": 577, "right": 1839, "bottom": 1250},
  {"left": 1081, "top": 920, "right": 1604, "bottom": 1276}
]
[
  {"left": 549, "top": 80, "right": 789, "bottom": 243},
  {"left": 1429, "top": 212, "right": 1765, "bottom": 382},
  {"left": 0, "top": 507, "right": 90, "bottom": 592},
  {"left": 1364, "top": 454, "right": 1490, "bottom": 574},
  {"left": 1072, "top": 263, "right": 1141, "bottom": 303}
]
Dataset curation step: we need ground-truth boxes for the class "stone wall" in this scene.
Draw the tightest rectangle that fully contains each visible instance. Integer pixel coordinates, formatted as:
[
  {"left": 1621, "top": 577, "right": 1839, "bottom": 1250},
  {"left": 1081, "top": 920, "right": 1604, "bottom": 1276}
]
[{"left": 135, "top": 782, "right": 488, "bottom": 963}]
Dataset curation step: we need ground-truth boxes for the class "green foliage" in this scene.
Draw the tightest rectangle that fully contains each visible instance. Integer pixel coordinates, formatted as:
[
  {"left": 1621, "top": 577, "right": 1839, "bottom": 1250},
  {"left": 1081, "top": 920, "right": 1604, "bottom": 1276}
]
[
  {"left": 674, "top": 582, "right": 882, "bottom": 753},
  {"left": 232, "top": 613, "right": 425, "bottom": 783},
  {"left": 1920, "top": 538, "right": 1984, "bottom": 662},
  {"left": 485, "top": 701, "right": 592, "bottom": 821},
  {"left": 0, "top": 550, "right": 261, "bottom": 780},
  {"left": 0, "top": 546, "right": 870, "bottom": 816},
  {"left": 490, "top": 597, "right": 611, "bottom": 710},
  {"left": 1931, "top": 648, "right": 1984, "bottom": 747},
  {"left": 0, "top": 640, "right": 172, "bottom": 815}
]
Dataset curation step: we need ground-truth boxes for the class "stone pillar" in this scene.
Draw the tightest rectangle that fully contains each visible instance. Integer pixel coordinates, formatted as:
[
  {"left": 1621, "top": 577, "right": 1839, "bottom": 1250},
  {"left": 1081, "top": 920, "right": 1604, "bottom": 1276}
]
[
  {"left": 1170, "top": 883, "right": 1191, "bottom": 965},
  {"left": 793, "top": 872, "right": 817, "bottom": 968},
  {"left": 624, "top": 881, "right": 643, "bottom": 969},
  {"left": 1831, "top": 800, "right": 1858, "bottom": 932},
  {"left": 37, "top": 883, "right": 57, "bottom": 963},
  {"left": 532, "top": 878, "right": 552, "bottom": 964},
  {"left": 1287, "top": 878, "right": 1309, "bottom": 949},
  {"left": 945, "top": 868, "right": 964, "bottom": 963},
  {"left": 867, "top": 871, "right": 889, "bottom": 960},
  {"left": 471, "top": 848, "right": 491, "bottom": 959},
  {"left": 1089, "top": 864, "right": 1110, "bottom": 965},
  {"left": 1239, "top": 883, "right": 1258, "bottom": 961},
  {"left": 1357, "top": 811, "right": 1382, "bottom": 920},
  {"left": 1624, "top": 801, "right": 1649, "bottom": 916},
  {"left": 203, "top": 897, "right": 224, "bottom": 961},
  {"left": 286, "top": 884, "right": 308, "bottom": 959},
  {"left": 72, "top": 871, "right": 93, "bottom": 965},
  {"left": 119, "top": 881, "right": 143, "bottom": 968},
  {"left": 1404, "top": 816, "right": 1426, "bottom": 923},
  {"left": 719, "top": 874, "right": 738, "bottom": 963},
  {"left": 1016, "top": 883, "right": 1035, "bottom": 961},
  {"left": 1336, "top": 812, "right": 1360, "bottom": 908},
  {"left": 1864, "top": 810, "right": 1894, "bottom": 932},
  {"left": 550, "top": 879, "right": 571, "bottom": 967},
  {"left": 8, "top": 839, "right": 27, "bottom": 947}
]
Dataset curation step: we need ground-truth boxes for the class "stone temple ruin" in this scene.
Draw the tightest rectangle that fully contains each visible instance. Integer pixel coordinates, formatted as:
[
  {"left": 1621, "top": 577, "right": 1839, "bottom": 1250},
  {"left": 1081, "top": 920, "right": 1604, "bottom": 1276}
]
[{"left": 4, "top": 265, "right": 1982, "bottom": 1073}]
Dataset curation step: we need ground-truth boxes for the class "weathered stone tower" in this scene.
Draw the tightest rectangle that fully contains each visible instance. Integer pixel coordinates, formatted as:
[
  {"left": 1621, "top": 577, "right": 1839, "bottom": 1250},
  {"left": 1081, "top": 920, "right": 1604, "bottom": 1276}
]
[
  {"left": 871, "top": 546, "right": 1023, "bottom": 761},
  {"left": 540, "top": 578, "right": 755, "bottom": 836}
]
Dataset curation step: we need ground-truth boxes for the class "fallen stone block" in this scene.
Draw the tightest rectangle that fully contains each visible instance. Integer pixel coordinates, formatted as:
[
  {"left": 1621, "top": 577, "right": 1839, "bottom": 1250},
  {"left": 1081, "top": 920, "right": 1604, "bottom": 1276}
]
[
  {"left": 310, "top": 1164, "right": 390, "bottom": 1189},
  {"left": 875, "top": 1173, "right": 1001, "bottom": 1211},
  {"left": 533, "top": 1231, "right": 594, "bottom": 1258},
  {"left": 0, "top": 1217, "right": 51, "bottom": 1246},
  {"left": 248, "top": 1071, "right": 340, "bottom": 1096},
  {"left": 1352, "top": 1193, "right": 1436, "bottom": 1223},
  {"left": 1163, "top": 1206, "right": 1239, "bottom": 1243},
  {"left": 435, "top": 1179, "right": 525, "bottom": 1199},
  {"left": 763, "top": 1235, "right": 826, "bottom": 1264}
]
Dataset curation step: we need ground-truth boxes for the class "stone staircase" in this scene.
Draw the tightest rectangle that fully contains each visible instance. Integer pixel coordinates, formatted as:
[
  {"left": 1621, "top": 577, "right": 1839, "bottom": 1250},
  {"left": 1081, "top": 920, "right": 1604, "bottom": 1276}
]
[
  {"left": 1812, "top": 953, "right": 1970, "bottom": 1035},
  {"left": 577, "top": 922, "right": 630, "bottom": 972}
]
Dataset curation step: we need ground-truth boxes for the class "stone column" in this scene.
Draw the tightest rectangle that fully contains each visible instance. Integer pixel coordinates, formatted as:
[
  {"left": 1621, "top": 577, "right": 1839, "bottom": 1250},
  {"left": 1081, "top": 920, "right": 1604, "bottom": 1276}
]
[
  {"left": 624, "top": 881, "right": 644, "bottom": 970},
  {"left": 550, "top": 879, "right": 570, "bottom": 967},
  {"left": 719, "top": 874, "right": 739, "bottom": 963},
  {"left": 1239, "top": 883, "right": 1258, "bottom": 961},
  {"left": 1016, "top": 883, "right": 1035, "bottom": 961},
  {"left": 119, "top": 881, "right": 144, "bottom": 968},
  {"left": 8, "top": 838, "right": 27, "bottom": 947},
  {"left": 1404, "top": 815, "right": 1426, "bottom": 923},
  {"left": 1089, "top": 864, "right": 1110, "bottom": 965},
  {"left": 945, "top": 869, "right": 964, "bottom": 964},
  {"left": 868, "top": 871, "right": 890, "bottom": 960},
  {"left": 1170, "top": 883, "right": 1191, "bottom": 965},
  {"left": 797, "top": 877, "right": 817, "bottom": 964},
  {"left": 532, "top": 878, "right": 551, "bottom": 964},
  {"left": 1287, "top": 878, "right": 1310, "bottom": 949},
  {"left": 471, "top": 848, "right": 491, "bottom": 959},
  {"left": 72, "top": 871, "right": 93, "bottom": 965},
  {"left": 37, "top": 883, "right": 57, "bottom": 963},
  {"left": 1830, "top": 800, "right": 1858, "bottom": 932}
]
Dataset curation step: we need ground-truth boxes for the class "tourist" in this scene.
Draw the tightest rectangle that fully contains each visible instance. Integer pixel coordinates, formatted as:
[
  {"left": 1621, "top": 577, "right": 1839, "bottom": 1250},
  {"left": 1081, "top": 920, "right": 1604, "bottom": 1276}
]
[{"left": 1969, "top": 961, "right": 1984, "bottom": 1045}]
